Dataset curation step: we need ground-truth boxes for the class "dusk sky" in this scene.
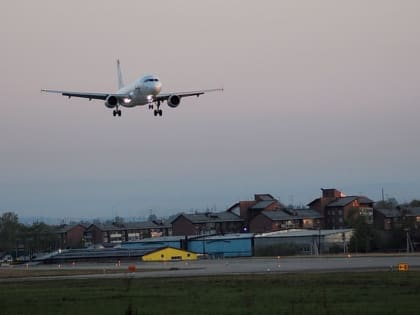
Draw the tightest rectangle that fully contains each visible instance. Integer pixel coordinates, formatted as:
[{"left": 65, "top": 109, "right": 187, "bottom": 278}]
[{"left": 1, "top": 1, "right": 420, "bottom": 220}]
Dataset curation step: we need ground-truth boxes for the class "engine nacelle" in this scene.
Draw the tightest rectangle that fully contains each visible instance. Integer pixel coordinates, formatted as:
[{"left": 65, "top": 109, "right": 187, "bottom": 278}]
[
  {"left": 167, "top": 95, "right": 181, "bottom": 108},
  {"left": 105, "top": 95, "right": 118, "bottom": 108}
]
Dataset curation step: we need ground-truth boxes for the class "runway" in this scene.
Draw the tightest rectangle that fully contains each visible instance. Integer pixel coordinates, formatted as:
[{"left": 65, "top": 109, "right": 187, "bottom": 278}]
[{"left": 2, "top": 254, "right": 420, "bottom": 282}]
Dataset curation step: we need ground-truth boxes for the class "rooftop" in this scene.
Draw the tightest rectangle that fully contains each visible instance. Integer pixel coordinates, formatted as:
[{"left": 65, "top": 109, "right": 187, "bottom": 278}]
[
  {"left": 261, "top": 210, "right": 294, "bottom": 221},
  {"left": 375, "top": 208, "right": 401, "bottom": 218},
  {"left": 326, "top": 196, "right": 374, "bottom": 208},
  {"left": 255, "top": 228, "right": 353, "bottom": 238},
  {"left": 251, "top": 200, "right": 277, "bottom": 210},
  {"left": 173, "top": 212, "right": 243, "bottom": 224},
  {"left": 289, "top": 209, "right": 323, "bottom": 219},
  {"left": 406, "top": 207, "right": 420, "bottom": 217}
]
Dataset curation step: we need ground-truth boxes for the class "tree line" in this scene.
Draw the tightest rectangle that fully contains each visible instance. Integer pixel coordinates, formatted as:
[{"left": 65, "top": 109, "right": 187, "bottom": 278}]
[{"left": 0, "top": 212, "right": 59, "bottom": 257}]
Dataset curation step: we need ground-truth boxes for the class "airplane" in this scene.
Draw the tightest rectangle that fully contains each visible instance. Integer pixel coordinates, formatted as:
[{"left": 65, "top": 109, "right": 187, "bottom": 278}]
[{"left": 42, "top": 60, "right": 223, "bottom": 117}]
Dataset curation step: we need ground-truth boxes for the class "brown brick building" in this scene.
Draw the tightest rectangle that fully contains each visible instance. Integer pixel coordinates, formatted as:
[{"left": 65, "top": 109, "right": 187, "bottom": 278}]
[
  {"left": 171, "top": 212, "right": 244, "bottom": 236},
  {"left": 308, "top": 188, "right": 374, "bottom": 229},
  {"left": 84, "top": 221, "right": 171, "bottom": 246},
  {"left": 249, "top": 208, "right": 323, "bottom": 233},
  {"left": 226, "top": 194, "right": 284, "bottom": 226},
  {"left": 56, "top": 224, "right": 87, "bottom": 249},
  {"left": 374, "top": 208, "right": 402, "bottom": 230}
]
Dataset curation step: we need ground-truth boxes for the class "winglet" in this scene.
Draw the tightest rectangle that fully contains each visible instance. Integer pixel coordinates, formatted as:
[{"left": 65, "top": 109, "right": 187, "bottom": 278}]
[{"left": 117, "top": 59, "right": 125, "bottom": 89}]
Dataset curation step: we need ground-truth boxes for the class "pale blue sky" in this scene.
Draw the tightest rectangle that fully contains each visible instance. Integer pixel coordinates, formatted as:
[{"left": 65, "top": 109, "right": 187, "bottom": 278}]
[{"left": 1, "top": 1, "right": 420, "bottom": 219}]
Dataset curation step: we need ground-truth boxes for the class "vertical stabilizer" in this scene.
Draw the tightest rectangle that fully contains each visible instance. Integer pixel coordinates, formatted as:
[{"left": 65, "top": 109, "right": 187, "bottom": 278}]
[{"left": 117, "top": 59, "right": 125, "bottom": 89}]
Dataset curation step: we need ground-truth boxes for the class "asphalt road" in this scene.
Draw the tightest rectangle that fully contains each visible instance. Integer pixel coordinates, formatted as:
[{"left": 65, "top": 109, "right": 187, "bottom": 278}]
[{"left": 2, "top": 254, "right": 420, "bottom": 281}]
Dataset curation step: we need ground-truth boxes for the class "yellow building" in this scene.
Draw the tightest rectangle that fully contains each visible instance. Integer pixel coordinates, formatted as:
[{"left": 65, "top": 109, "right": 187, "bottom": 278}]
[{"left": 142, "top": 247, "right": 198, "bottom": 262}]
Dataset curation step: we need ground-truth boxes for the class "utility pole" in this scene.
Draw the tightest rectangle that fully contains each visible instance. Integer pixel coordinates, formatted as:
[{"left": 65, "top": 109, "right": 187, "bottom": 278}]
[
  {"left": 404, "top": 228, "right": 414, "bottom": 253},
  {"left": 318, "top": 228, "right": 322, "bottom": 255},
  {"left": 406, "top": 230, "right": 414, "bottom": 253}
]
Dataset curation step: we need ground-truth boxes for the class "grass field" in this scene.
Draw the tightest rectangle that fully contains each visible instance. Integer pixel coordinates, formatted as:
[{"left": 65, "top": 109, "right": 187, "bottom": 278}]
[{"left": 1, "top": 271, "right": 420, "bottom": 315}]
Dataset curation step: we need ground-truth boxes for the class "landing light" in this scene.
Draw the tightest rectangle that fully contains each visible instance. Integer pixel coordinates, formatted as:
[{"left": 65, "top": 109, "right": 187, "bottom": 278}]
[
  {"left": 123, "top": 98, "right": 131, "bottom": 104},
  {"left": 147, "top": 95, "right": 153, "bottom": 102}
]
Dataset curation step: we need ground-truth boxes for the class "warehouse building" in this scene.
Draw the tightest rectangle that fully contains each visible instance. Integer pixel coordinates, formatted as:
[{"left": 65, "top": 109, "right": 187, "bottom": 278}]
[
  {"left": 121, "top": 236, "right": 184, "bottom": 250},
  {"left": 187, "top": 233, "right": 254, "bottom": 258},
  {"left": 254, "top": 229, "right": 353, "bottom": 255},
  {"left": 142, "top": 247, "right": 197, "bottom": 262},
  {"left": 122, "top": 233, "right": 254, "bottom": 258}
]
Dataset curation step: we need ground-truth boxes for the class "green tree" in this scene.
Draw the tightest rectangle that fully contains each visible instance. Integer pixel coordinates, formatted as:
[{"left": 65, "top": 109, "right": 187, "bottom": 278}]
[
  {"left": 20, "top": 222, "right": 59, "bottom": 254},
  {"left": 375, "top": 198, "right": 399, "bottom": 209},
  {"left": 409, "top": 199, "right": 420, "bottom": 207},
  {"left": 344, "top": 207, "right": 359, "bottom": 227},
  {"left": 349, "top": 216, "right": 377, "bottom": 253},
  {"left": 0, "top": 212, "right": 22, "bottom": 251}
]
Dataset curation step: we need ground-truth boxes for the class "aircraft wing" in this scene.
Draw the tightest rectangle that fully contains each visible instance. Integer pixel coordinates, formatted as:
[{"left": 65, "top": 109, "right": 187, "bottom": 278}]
[
  {"left": 155, "top": 88, "right": 223, "bottom": 102},
  {"left": 41, "top": 89, "right": 129, "bottom": 101}
]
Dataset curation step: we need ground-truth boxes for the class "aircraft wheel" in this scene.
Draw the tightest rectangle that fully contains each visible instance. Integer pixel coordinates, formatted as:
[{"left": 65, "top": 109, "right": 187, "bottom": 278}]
[
  {"left": 154, "top": 110, "right": 157, "bottom": 116},
  {"left": 159, "top": 110, "right": 163, "bottom": 116},
  {"left": 118, "top": 110, "right": 122, "bottom": 116},
  {"left": 113, "top": 110, "right": 116, "bottom": 117}
]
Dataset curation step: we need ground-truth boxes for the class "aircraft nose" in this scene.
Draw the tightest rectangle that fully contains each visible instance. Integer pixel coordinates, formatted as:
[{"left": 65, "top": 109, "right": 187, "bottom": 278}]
[{"left": 154, "top": 82, "right": 162, "bottom": 94}]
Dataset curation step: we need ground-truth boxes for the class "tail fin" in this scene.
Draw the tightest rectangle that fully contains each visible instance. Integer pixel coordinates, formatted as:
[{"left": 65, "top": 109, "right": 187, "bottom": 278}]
[{"left": 117, "top": 59, "right": 125, "bottom": 89}]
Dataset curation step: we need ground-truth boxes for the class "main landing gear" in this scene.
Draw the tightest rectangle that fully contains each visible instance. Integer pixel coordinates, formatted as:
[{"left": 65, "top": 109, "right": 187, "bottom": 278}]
[
  {"left": 154, "top": 109, "right": 163, "bottom": 117},
  {"left": 113, "top": 108, "right": 122, "bottom": 117},
  {"left": 151, "top": 101, "right": 163, "bottom": 117}
]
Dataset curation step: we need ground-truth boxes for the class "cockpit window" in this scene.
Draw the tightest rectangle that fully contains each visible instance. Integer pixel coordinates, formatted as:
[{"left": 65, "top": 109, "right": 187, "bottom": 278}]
[{"left": 145, "top": 78, "right": 159, "bottom": 83}]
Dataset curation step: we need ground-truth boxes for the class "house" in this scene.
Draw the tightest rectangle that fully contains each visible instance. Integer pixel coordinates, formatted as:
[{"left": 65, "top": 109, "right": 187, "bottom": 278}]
[
  {"left": 84, "top": 220, "right": 171, "bottom": 246},
  {"left": 171, "top": 212, "right": 244, "bottom": 236},
  {"left": 308, "top": 188, "right": 374, "bottom": 229},
  {"left": 285, "top": 209, "right": 323, "bottom": 229},
  {"left": 307, "top": 188, "right": 344, "bottom": 217},
  {"left": 226, "top": 194, "right": 284, "bottom": 225},
  {"left": 249, "top": 208, "right": 323, "bottom": 233},
  {"left": 123, "top": 221, "right": 171, "bottom": 240},
  {"left": 404, "top": 207, "right": 420, "bottom": 228},
  {"left": 403, "top": 207, "right": 420, "bottom": 241},
  {"left": 374, "top": 208, "right": 402, "bottom": 230},
  {"left": 56, "top": 224, "right": 87, "bottom": 249},
  {"left": 249, "top": 210, "right": 298, "bottom": 233},
  {"left": 325, "top": 196, "right": 374, "bottom": 229},
  {"left": 84, "top": 223, "right": 124, "bottom": 245}
]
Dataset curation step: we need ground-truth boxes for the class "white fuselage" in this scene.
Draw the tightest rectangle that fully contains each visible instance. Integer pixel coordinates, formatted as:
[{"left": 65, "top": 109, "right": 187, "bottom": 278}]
[{"left": 118, "top": 75, "right": 162, "bottom": 108}]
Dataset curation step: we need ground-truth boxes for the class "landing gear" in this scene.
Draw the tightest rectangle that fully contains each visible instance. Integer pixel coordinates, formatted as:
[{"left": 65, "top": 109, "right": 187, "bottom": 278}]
[
  {"left": 154, "top": 109, "right": 163, "bottom": 117},
  {"left": 153, "top": 101, "right": 163, "bottom": 117},
  {"left": 113, "top": 109, "right": 122, "bottom": 117}
]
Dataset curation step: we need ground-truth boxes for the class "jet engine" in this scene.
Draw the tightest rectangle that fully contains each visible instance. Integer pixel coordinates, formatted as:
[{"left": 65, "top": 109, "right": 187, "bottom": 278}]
[
  {"left": 167, "top": 95, "right": 181, "bottom": 108},
  {"left": 105, "top": 95, "right": 118, "bottom": 108}
]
